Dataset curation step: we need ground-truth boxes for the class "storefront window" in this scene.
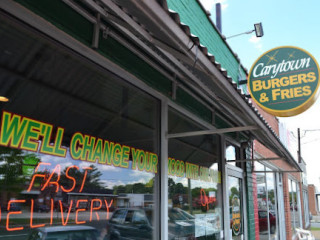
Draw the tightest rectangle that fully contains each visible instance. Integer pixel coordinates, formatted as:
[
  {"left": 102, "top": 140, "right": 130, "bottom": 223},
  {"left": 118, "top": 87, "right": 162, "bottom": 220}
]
[
  {"left": 288, "top": 179, "right": 301, "bottom": 234},
  {"left": 303, "top": 190, "right": 310, "bottom": 227},
  {"left": 226, "top": 144, "right": 240, "bottom": 167},
  {"left": 167, "top": 109, "right": 222, "bottom": 240},
  {"left": 0, "top": 18, "right": 160, "bottom": 240},
  {"left": 266, "top": 170, "right": 277, "bottom": 238},
  {"left": 228, "top": 176, "right": 243, "bottom": 240},
  {"left": 255, "top": 163, "right": 278, "bottom": 240}
]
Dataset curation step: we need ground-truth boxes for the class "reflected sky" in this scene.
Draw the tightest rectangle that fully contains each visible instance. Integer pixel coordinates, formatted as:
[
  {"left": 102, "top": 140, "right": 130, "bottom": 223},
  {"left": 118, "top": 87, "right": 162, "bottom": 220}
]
[{"left": 26, "top": 148, "right": 155, "bottom": 190}]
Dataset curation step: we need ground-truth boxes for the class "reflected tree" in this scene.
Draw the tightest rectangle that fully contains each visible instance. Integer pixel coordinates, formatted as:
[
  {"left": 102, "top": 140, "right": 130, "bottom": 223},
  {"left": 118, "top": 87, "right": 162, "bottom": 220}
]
[
  {"left": 60, "top": 164, "right": 104, "bottom": 193},
  {"left": 0, "top": 146, "right": 40, "bottom": 203},
  {"left": 230, "top": 186, "right": 239, "bottom": 201}
]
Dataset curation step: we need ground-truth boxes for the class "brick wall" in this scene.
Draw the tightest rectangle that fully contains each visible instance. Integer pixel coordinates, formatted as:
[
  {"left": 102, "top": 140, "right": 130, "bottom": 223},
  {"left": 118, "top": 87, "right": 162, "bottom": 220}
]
[
  {"left": 251, "top": 167, "right": 260, "bottom": 240},
  {"left": 308, "top": 184, "right": 317, "bottom": 215}
]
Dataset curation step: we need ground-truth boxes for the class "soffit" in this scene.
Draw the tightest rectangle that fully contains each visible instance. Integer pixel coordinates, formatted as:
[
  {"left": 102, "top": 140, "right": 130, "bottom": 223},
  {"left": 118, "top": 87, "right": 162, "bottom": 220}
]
[{"left": 106, "top": 0, "right": 301, "bottom": 171}]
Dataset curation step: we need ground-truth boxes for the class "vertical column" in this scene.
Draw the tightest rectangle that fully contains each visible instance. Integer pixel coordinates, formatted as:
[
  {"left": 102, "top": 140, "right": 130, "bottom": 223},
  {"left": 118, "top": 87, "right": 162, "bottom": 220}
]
[
  {"left": 221, "top": 135, "right": 227, "bottom": 240},
  {"left": 246, "top": 142, "right": 258, "bottom": 240},
  {"left": 160, "top": 100, "right": 168, "bottom": 240},
  {"left": 283, "top": 174, "right": 292, "bottom": 239}
]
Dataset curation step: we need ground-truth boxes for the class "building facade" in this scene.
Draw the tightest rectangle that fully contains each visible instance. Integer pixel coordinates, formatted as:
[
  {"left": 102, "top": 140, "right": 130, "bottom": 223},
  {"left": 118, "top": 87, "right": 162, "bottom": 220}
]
[
  {"left": 0, "top": 1, "right": 305, "bottom": 240},
  {"left": 250, "top": 103, "right": 311, "bottom": 240}
]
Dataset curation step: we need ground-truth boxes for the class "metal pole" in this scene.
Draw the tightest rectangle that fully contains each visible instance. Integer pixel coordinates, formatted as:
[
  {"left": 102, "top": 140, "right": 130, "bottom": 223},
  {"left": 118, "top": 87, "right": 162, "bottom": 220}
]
[
  {"left": 216, "top": 3, "right": 222, "bottom": 33},
  {"left": 298, "top": 128, "right": 301, "bottom": 163}
]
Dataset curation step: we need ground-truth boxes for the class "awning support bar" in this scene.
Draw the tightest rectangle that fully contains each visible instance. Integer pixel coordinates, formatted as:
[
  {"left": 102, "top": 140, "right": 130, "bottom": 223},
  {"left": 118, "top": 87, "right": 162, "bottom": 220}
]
[
  {"left": 227, "top": 157, "right": 284, "bottom": 163},
  {"left": 253, "top": 170, "right": 300, "bottom": 173},
  {"left": 167, "top": 125, "right": 259, "bottom": 139}
]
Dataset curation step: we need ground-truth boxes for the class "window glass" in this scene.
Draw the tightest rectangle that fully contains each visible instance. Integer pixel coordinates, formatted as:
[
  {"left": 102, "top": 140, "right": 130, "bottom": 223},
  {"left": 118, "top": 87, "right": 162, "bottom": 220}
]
[
  {"left": 255, "top": 161, "right": 265, "bottom": 171},
  {"left": 255, "top": 165, "right": 278, "bottom": 239},
  {"left": 110, "top": 209, "right": 127, "bottom": 224},
  {"left": 226, "top": 145, "right": 236, "bottom": 161},
  {"left": 228, "top": 176, "right": 243, "bottom": 240},
  {"left": 167, "top": 108, "right": 222, "bottom": 240},
  {"left": 256, "top": 167, "right": 268, "bottom": 238},
  {"left": 289, "top": 179, "right": 299, "bottom": 234},
  {"left": 0, "top": 18, "right": 159, "bottom": 240},
  {"left": 303, "top": 190, "right": 310, "bottom": 226},
  {"left": 226, "top": 144, "right": 239, "bottom": 167},
  {"left": 132, "top": 210, "right": 148, "bottom": 225},
  {"left": 266, "top": 172, "right": 277, "bottom": 238}
]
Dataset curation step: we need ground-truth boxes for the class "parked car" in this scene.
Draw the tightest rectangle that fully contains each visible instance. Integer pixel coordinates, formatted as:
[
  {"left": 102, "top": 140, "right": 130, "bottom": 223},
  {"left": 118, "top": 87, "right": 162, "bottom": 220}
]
[
  {"left": 27, "top": 225, "right": 98, "bottom": 240},
  {"left": 106, "top": 208, "right": 195, "bottom": 240},
  {"left": 55, "top": 201, "right": 76, "bottom": 212},
  {"left": 34, "top": 204, "right": 50, "bottom": 213},
  {"left": 258, "top": 210, "right": 276, "bottom": 234},
  {"left": 1, "top": 201, "right": 22, "bottom": 212}
]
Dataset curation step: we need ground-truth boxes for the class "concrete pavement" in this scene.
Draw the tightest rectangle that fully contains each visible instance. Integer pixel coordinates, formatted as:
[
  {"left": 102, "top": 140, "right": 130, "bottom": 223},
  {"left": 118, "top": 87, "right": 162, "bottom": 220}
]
[{"left": 311, "top": 216, "right": 320, "bottom": 239}]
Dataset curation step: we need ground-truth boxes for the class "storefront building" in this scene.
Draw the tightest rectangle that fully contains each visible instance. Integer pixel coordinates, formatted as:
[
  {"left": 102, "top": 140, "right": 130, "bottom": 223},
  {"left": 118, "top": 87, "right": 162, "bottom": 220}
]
[
  {"left": 308, "top": 184, "right": 318, "bottom": 216},
  {"left": 250, "top": 104, "right": 311, "bottom": 240},
  {"left": 0, "top": 1, "right": 303, "bottom": 240}
]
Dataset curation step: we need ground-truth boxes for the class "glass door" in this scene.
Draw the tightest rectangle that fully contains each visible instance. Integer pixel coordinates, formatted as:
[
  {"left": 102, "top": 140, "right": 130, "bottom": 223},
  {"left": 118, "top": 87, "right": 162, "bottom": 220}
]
[{"left": 226, "top": 167, "right": 244, "bottom": 240}]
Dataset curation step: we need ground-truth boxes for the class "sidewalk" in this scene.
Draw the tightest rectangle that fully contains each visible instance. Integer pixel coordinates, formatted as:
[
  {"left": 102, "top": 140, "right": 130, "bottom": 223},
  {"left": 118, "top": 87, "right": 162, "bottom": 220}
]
[
  {"left": 311, "top": 216, "right": 320, "bottom": 239},
  {"left": 312, "top": 231, "right": 320, "bottom": 240}
]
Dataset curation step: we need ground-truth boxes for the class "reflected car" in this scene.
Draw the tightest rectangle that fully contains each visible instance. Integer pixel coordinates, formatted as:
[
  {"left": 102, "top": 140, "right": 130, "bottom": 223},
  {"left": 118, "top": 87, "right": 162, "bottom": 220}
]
[
  {"left": 34, "top": 204, "right": 50, "bottom": 213},
  {"left": 55, "top": 202, "right": 76, "bottom": 212},
  {"left": 1, "top": 202, "right": 22, "bottom": 212},
  {"left": 258, "top": 210, "right": 276, "bottom": 234},
  {"left": 106, "top": 208, "right": 195, "bottom": 240},
  {"left": 27, "top": 225, "right": 98, "bottom": 240}
]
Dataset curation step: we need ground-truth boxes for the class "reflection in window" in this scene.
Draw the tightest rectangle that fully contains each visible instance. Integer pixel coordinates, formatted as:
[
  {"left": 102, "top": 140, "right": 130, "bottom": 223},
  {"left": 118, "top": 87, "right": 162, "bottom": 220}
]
[
  {"left": 266, "top": 172, "right": 277, "bottom": 238},
  {"left": 0, "top": 18, "right": 159, "bottom": 240},
  {"left": 226, "top": 145, "right": 236, "bottom": 161},
  {"left": 289, "top": 179, "right": 301, "bottom": 234},
  {"left": 255, "top": 163, "right": 278, "bottom": 240},
  {"left": 228, "top": 176, "right": 243, "bottom": 240},
  {"left": 226, "top": 144, "right": 239, "bottom": 167},
  {"left": 168, "top": 108, "right": 222, "bottom": 240},
  {"left": 303, "top": 190, "right": 310, "bottom": 227}
]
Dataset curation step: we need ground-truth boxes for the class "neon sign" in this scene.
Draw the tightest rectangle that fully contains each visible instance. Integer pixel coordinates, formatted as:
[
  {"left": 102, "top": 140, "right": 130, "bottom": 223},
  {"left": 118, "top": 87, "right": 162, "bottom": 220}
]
[
  {"left": 1, "top": 161, "right": 115, "bottom": 232},
  {"left": 200, "top": 189, "right": 216, "bottom": 211},
  {"left": 3, "top": 198, "right": 114, "bottom": 231}
]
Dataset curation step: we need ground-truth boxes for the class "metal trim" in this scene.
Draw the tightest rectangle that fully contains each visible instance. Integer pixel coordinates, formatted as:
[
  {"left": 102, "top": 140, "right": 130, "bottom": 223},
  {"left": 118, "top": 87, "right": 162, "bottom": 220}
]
[
  {"left": 227, "top": 157, "right": 284, "bottom": 163},
  {"left": 160, "top": 100, "right": 168, "bottom": 240},
  {"left": 167, "top": 125, "right": 258, "bottom": 139},
  {"left": 253, "top": 170, "right": 300, "bottom": 173}
]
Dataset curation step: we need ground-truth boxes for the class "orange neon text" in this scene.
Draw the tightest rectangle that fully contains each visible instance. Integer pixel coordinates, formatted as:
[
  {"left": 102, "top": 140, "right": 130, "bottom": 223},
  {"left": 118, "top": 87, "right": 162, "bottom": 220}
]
[
  {"left": 200, "top": 189, "right": 216, "bottom": 211},
  {"left": 4, "top": 198, "right": 114, "bottom": 232},
  {"left": 6, "top": 200, "right": 26, "bottom": 231},
  {"left": 27, "top": 163, "right": 91, "bottom": 193}
]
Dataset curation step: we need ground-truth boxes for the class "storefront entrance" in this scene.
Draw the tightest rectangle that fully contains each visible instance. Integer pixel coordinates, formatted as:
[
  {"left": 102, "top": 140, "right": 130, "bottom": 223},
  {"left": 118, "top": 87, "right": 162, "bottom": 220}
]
[{"left": 226, "top": 166, "right": 245, "bottom": 240}]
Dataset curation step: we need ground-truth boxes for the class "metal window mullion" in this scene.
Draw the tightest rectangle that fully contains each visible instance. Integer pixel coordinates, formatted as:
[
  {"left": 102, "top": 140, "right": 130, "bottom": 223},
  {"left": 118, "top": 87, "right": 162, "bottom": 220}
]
[
  {"left": 160, "top": 100, "right": 168, "bottom": 240},
  {"left": 290, "top": 180, "right": 296, "bottom": 230},
  {"left": 265, "top": 169, "right": 271, "bottom": 240},
  {"left": 221, "top": 135, "right": 229, "bottom": 240},
  {"left": 273, "top": 172, "right": 279, "bottom": 240}
]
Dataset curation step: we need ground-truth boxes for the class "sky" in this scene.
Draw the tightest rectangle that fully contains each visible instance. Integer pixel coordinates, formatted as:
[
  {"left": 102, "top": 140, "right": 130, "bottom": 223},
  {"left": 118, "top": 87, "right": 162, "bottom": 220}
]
[{"left": 199, "top": 0, "right": 320, "bottom": 189}]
